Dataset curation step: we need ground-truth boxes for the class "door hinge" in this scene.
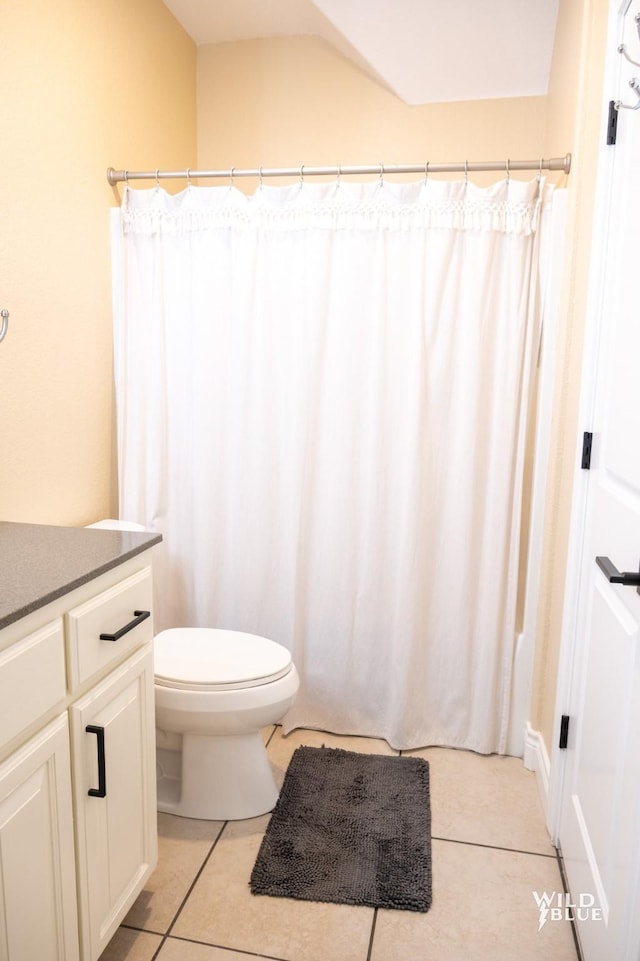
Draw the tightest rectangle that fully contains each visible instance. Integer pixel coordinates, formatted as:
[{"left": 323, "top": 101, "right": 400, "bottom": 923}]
[
  {"left": 559, "top": 715, "right": 570, "bottom": 750},
  {"left": 607, "top": 100, "right": 618, "bottom": 145},
  {"left": 581, "top": 431, "right": 593, "bottom": 469}
]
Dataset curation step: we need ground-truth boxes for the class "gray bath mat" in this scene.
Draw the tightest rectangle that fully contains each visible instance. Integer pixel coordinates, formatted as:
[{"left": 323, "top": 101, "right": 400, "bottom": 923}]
[{"left": 250, "top": 745, "right": 431, "bottom": 912}]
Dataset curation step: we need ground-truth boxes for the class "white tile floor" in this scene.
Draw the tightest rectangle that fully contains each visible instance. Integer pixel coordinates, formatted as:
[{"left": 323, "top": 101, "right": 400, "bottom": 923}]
[{"left": 99, "top": 726, "right": 580, "bottom": 961}]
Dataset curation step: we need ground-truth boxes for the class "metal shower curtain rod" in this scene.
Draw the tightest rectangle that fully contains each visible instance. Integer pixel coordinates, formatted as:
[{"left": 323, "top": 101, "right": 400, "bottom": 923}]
[{"left": 107, "top": 154, "right": 572, "bottom": 185}]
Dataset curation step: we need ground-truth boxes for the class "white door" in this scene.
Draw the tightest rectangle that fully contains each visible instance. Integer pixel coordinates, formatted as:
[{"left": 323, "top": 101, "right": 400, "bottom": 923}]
[{"left": 558, "top": 2, "right": 640, "bottom": 958}]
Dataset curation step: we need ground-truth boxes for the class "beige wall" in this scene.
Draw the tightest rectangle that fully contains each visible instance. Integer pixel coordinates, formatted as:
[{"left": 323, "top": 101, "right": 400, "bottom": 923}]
[
  {"left": 0, "top": 0, "right": 196, "bottom": 526},
  {"left": 533, "top": 0, "right": 609, "bottom": 750},
  {"left": 197, "top": 37, "right": 547, "bottom": 186}
]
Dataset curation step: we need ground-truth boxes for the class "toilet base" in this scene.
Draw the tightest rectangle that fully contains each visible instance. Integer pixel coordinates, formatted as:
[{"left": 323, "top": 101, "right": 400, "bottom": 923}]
[{"left": 156, "top": 730, "right": 279, "bottom": 820}]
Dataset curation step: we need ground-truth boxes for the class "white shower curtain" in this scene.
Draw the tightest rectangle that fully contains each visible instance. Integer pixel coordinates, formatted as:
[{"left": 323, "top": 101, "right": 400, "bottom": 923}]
[{"left": 112, "top": 176, "right": 550, "bottom": 754}]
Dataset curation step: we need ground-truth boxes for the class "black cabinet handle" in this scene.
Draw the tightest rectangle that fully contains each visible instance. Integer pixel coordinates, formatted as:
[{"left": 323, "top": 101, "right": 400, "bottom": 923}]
[
  {"left": 596, "top": 556, "right": 640, "bottom": 587},
  {"left": 99, "top": 609, "right": 150, "bottom": 642},
  {"left": 86, "top": 725, "right": 106, "bottom": 798}
]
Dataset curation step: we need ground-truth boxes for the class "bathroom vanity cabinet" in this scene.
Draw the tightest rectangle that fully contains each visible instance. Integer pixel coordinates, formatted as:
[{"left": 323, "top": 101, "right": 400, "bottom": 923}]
[{"left": 0, "top": 522, "right": 162, "bottom": 961}]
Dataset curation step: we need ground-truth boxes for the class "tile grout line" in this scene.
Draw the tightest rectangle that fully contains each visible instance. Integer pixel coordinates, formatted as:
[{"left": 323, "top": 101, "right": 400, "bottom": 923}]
[
  {"left": 119, "top": 922, "right": 165, "bottom": 937},
  {"left": 432, "top": 833, "right": 559, "bottom": 858},
  {"left": 555, "top": 845, "right": 584, "bottom": 961},
  {"left": 365, "top": 908, "right": 379, "bottom": 961},
  {"left": 149, "top": 819, "right": 231, "bottom": 961},
  {"left": 401, "top": 744, "right": 555, "bottom": 861},
  {"left": 160, "top": 931, "right": 290, "bottom": 961},
  {"left": 265, "top": 725, "right": 279, "bottom": 749}
]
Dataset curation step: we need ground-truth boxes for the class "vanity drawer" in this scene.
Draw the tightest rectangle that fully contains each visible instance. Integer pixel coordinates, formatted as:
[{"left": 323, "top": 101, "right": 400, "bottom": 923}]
[
  {"left": 0, "top": 619, "right": 66, "bottom": 752},
  {"left": 66, "top": 567, "right": 153, "bottom": 690}
]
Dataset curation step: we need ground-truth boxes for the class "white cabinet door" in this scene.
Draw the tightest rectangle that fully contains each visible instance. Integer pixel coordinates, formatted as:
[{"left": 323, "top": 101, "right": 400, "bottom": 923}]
[
  {"left": 0, "top": 716, "right": 79, "bottom": 961},
  {"left": 70, "top": 646, "right": 157, "bottom": 961}
]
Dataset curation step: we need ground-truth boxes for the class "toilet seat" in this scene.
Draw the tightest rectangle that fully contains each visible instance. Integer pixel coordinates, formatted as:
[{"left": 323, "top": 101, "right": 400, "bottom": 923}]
[{"left": 154, "top": 628, "right": 293, "bottom": 692}]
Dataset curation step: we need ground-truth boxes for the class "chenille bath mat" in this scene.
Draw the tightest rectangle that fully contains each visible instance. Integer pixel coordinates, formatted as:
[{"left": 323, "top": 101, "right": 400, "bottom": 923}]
[{"left": 249, "top": 745, "right": 431, "bottom": 912}]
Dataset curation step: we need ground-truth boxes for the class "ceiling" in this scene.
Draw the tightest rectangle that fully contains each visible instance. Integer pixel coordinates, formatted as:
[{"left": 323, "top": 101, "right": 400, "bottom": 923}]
[{"left": 161, "top": 0, "right": 560, "bottom": 105}]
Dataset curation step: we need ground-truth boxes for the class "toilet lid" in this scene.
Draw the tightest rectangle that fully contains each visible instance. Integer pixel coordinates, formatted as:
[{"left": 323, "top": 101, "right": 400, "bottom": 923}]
[{"left": 154, "top": 628, "right": 293, "bottom": 691}]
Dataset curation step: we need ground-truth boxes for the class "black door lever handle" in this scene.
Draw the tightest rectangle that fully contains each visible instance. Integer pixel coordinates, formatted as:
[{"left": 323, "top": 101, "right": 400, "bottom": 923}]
[{"left": 596, "top": 556, "right": 640, "bottom": 588}]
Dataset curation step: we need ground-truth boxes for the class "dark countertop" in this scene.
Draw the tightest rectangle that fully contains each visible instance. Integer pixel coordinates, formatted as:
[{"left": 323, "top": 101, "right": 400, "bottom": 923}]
[{"left": 0, "top": 521, "right": 162, "bottom": 631}]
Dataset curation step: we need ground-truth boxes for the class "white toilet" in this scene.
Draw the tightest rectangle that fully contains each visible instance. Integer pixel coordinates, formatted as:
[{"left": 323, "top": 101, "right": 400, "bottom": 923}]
[
  {"left": 87, "top": 521, "right": 299, "bottom": 821},
  {"left": 154, "top": 627, "right": 299, "bottom": 820}
]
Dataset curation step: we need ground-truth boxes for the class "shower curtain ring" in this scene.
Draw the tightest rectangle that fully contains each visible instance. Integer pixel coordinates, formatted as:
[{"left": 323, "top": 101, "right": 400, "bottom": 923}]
[
  {"left": 230, "top": 167, "right": 235, "bottom": 186},
  {"left": 259, "top": 166, "right": 263, "bottom": 187},
  {"left": 538, "top": 157, "right": 543, "bottom": 183},
  {"left": 337, "top": 165, "right": 341, "bottom": 185},
  {"left": 124, "top": 170, "right": 129, "bottom": 184},
  {"left": 379, "top": 163, "right": 384, "bottom": 184},
  {"left": 155, "top": 169, "right": 160, "bottom": 186},
  {"left": 424, "top": 161, "right": 429, "bottom": 182},
  {"left": 505, "top": 158, "right": 511, "bottom": 182},
  {"left": 186, "top": 168, "right": 191, "bottom": 186},
  {"left": 464, "top": 160, "right": 468, "bottom": 184},
  {"left": 299, "top": 165, "right": 305, "bottom": 184}
]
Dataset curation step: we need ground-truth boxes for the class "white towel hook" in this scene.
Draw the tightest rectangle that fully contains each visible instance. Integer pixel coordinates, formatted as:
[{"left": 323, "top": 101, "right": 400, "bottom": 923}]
[
  {"left": 616, "top": 77, "right": 640, "bottom": 110},
  {"left": 618, "top": 43, "right": 640, "bottom": 68},
  {"left": 0, "top": 309, "right": 10, "bottom": 344}
]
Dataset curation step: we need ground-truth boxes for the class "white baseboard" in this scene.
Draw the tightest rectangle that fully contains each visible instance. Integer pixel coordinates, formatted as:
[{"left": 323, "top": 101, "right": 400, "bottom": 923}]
[{"left": 523, "top": 722, "right": 551, "bottom": 823}]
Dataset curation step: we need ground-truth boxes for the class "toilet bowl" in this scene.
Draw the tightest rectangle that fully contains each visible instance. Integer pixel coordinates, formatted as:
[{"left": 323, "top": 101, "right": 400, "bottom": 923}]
[
  {"left": 155, "top": 627, "right": 299, "bottom": 820},
  {"left": 86, "top": 521, "right": 299, "bottom": 821}
]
